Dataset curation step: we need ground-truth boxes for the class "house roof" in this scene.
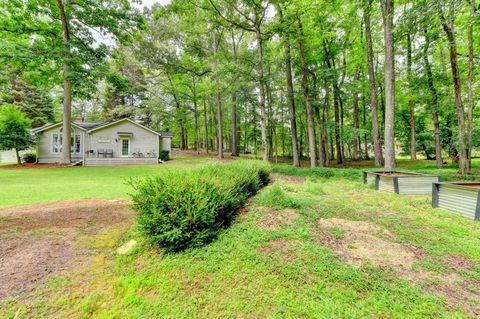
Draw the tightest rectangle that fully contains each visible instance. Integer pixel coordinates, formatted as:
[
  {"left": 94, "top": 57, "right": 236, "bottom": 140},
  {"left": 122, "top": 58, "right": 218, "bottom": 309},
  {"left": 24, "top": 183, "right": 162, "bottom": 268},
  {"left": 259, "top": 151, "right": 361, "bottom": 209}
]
[
  {"left": 32, "top": 118, "right": 173, "bottom": 137},
  {"left": 32, "top": 122, "right": 88, "bottom": 133}
]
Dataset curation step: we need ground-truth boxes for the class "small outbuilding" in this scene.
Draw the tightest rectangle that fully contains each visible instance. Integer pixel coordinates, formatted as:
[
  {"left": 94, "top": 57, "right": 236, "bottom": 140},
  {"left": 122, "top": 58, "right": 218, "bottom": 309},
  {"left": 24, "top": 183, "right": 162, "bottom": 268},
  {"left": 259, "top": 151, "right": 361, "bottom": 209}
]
[{"left": 32, "top": 118, "right": 173, "bottom": 166}]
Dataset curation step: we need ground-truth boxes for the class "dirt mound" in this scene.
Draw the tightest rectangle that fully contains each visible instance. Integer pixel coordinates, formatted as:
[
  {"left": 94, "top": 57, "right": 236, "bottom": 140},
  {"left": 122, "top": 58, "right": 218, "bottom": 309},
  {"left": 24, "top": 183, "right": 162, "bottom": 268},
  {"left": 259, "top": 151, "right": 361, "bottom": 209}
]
[
  {"left": 0, "top": 199, "right": 134, "bottom": 301},
  {"left": 257, "top": 208, "right": 299, "bottom": 230},
  {"left": 0, "top": 199, "right": 132, "bottom": 231},
  {"left": 317, "top": 217, "right": 480, "bottom": 316},
  {"left": 317, "top": 218, "right": 415, "bottom": 269}
]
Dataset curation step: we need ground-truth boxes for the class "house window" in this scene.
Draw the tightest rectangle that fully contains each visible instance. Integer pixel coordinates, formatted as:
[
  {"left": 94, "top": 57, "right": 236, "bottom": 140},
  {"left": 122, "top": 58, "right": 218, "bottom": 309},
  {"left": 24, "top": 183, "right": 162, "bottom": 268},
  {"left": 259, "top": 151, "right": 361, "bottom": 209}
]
[{"left": 52, "top": 133, "right": 82, "bottom": 154}]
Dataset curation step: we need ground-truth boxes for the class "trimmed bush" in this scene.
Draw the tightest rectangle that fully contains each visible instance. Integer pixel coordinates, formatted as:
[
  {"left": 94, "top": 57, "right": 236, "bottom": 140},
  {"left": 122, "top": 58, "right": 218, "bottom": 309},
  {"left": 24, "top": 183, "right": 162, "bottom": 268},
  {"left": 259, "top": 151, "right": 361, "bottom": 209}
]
[
  {"left": 130, "top": 160, "right": 271, "bottom": 252},
  {"left": 159, "top": 150, "right": 170, "bottom": 161},
  {"left": 272, "top": 165, "right": 363, "bottom": 181},
  {"left": 22, "top": 152, "right": 36, "bottom": 163}
]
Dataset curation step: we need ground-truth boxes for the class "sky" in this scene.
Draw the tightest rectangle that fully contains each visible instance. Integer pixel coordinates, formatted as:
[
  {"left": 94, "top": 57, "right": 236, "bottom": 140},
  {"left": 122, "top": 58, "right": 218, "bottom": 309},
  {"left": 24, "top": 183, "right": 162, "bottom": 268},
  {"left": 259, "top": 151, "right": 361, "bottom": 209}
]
[
  {"left": 132, "top": 0, "right": 171, "bottom": 9},
  {"left": 93, "top": 0, "right": 171, "bottom": 47}
]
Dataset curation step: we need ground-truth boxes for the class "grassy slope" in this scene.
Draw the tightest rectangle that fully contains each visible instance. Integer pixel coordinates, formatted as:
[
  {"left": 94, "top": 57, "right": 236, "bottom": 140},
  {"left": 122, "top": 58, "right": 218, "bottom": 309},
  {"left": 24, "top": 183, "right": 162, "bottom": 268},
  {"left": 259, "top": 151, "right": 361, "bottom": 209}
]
[
  {"left": 0, "top": 157, "right": 212, "bottom": 207},
  {"left": 2, "top": 164, "right": 479, "bottom": 318}
]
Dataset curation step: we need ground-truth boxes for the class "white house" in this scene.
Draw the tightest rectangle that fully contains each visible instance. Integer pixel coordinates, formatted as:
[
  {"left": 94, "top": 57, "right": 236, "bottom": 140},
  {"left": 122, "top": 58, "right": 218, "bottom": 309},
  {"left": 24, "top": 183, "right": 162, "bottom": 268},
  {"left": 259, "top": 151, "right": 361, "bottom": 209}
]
[{"left": 32, "top": 118, "right": 173, "bottom": 166}]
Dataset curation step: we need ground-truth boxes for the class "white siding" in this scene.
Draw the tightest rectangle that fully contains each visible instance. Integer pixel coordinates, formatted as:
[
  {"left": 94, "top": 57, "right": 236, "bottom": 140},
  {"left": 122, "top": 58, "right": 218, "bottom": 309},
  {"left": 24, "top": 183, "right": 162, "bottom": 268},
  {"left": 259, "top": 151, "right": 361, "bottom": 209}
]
[
  {"left": 0, "top": 150, "right": 28, "bottom": 163},
  {"left": 88, "top": 121, "right": 159, "bottom": 158},
  {"left": 161, "top": 137, "right": 172, "bottom": 152},
  {"left": 37, "top": 126, "right": 84, "bottom": 163}
]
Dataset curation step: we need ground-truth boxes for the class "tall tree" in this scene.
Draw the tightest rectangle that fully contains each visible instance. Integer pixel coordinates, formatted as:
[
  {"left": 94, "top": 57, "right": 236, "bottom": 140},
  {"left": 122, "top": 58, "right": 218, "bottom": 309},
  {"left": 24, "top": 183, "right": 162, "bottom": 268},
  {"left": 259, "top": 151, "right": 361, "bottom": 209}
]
[
  {"left": 466, "top": 0, "right": 476, "bottom": 167},
  {"left": 3, "top": 0, "right": 142, "bottom": 164},
  {"left": 381, "top": 0, "right": 396, "bottom": 170},
  {"left": 364, "top": 1, "right": 383, "bottom": 166},
  {"left": 438, "top": 1, "right": 469, "bottom": 173},
  {"left": 423, "top": 29, "right": 443, "bottom": 168},
  {"left": 276, "top": 4, "right": 300, "bottom": 167},
  {"left": 406, "top": 31, "right": 417, "bottom": 160},
  {"left": 297, "top": 18, "right": 316, "bottom": 167}
]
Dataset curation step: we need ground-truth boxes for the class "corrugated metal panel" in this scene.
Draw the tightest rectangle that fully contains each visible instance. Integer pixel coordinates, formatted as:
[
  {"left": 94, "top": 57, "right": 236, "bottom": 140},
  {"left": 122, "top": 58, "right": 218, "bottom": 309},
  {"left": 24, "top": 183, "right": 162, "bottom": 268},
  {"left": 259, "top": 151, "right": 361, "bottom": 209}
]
[
  {"left": 438, "top": 185, "right": 478, "bottom": 219},
  {"left": 378, "top": 176, "right": 395, "bottom": 193},
  {"left": 397, "top": 177, "right": 439, "bottom": 195},
  {"left": 366, "top": 172, "right": 377, "bottom": 184}
]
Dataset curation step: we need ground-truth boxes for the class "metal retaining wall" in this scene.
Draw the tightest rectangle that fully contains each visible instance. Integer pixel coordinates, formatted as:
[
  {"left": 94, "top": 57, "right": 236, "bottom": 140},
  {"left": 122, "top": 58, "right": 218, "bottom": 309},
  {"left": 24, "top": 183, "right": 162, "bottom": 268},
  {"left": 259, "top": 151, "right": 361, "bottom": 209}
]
[
  {"left": 433, "top": 184, "right": 480, "bottom": 220},
  {"left": 397, "top": 176, "right": 440, "bottom": 195}
]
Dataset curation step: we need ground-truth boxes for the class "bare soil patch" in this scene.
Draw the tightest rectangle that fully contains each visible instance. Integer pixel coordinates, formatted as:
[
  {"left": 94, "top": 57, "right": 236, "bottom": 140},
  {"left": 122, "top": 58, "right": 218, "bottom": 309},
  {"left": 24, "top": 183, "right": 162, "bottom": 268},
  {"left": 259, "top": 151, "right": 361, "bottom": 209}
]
[
  {"left": 258, "top": 239, "right": 299, "bottom": 262},
  {"left": 0, "top": 163, "right": 76, "bottom": 170},
  {"left": 271, "top": 173, "right": 305, "bottom": 185},
  {"left": 0, "top": 199, "right": 134, "bottom": 301},
  {"left": 0, "top": 199, "right": 131, "bottom": 231},
  {"left": 257, "top": 208, "right": 299, "bottom": 230},
  {"left": 317, "top": 218, "right": 415, "bottom": 269},
  {"left": 317, "top": 217, "right": 480, "bottom": 316},
  {"left": 442, "top": 254, "right": 474, "bottom": 272}
]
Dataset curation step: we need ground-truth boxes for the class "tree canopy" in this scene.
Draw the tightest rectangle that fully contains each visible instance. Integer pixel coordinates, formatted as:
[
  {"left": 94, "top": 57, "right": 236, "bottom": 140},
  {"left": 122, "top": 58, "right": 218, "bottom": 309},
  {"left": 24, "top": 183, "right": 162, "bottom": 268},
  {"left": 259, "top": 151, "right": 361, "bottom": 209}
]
[{"left": 1, "top": 0, "right": 479, "bottom": 171}]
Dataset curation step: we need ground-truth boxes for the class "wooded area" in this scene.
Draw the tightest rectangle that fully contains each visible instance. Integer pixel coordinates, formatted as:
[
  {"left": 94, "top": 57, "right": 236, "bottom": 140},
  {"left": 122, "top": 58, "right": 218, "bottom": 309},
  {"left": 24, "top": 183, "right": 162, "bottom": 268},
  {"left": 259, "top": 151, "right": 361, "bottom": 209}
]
[{"left": 1, "top": 0, "right": 479, "bottom": 172}]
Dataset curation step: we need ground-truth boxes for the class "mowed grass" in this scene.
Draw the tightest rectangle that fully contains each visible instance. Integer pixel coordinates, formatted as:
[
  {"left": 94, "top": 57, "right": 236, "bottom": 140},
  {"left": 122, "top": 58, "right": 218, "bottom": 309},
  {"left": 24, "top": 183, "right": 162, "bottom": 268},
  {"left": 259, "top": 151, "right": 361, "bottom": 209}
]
[
  {"left": 2, "top": 163, "right": 480, "bottom": 318},
  {"left": 0, "top": 156, "right": 213, "bottom": 207}
]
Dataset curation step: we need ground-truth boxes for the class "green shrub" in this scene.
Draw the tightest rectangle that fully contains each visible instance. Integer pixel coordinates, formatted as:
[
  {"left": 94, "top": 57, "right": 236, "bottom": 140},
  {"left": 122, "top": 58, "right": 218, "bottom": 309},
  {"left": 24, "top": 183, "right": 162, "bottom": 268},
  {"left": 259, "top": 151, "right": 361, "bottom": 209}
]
[
  {"left": 22, "top": 152, "right": 36, "bottom": 163},
  {"left": 130, "top": 160, "right": 271, "bottom": 252},
  {"left": 272, "top": 165, "right": 362, "bottom": 181},
  {"left": 159, "top": 150, "right": 170, "bottom": 161}
]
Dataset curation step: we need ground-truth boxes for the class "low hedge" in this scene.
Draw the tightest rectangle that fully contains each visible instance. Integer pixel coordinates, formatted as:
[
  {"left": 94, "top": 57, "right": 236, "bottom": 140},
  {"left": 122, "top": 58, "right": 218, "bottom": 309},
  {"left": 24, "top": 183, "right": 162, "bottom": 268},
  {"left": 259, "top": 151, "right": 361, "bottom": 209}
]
[
  {"left": 272, "top": 165, "right": 363, "bottom": 180},
  {"left": 130, "top": 160, "right": 270, "bottom": 252}
]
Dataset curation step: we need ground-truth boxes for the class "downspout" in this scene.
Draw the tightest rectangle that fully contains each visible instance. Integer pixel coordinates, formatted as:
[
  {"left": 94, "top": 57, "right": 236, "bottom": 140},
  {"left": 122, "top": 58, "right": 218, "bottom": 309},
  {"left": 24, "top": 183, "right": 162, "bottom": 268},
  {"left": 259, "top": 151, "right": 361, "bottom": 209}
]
[{"left": 82, "top": 131, "right": 85, "bottom": 166}]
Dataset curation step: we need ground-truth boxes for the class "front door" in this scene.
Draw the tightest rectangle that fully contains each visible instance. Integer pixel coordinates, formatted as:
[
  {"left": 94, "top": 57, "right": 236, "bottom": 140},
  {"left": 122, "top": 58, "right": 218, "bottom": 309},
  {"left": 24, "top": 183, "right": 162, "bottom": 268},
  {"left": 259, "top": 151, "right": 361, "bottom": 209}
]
[{"left": 121, "top": 138, "right": 130, "bottom": 157}]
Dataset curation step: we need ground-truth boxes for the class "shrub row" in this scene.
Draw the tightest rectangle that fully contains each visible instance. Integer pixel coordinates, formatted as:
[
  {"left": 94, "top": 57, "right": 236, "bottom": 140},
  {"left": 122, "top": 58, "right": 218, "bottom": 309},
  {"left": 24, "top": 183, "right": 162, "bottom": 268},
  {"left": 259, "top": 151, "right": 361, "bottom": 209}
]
[
  {"left": 130, "top": 160, "right": 271, "bottom": 252},
  {"left": 272, "top": 165, "right": 363, "bottom": 181}
]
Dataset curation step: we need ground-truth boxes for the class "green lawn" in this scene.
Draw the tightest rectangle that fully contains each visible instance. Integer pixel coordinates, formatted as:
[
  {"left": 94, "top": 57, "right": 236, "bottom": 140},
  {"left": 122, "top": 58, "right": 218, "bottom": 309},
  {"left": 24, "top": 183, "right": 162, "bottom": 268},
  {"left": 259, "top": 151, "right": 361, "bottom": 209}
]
[
  {"left": 1, "top": 157, "right": 480, "bottom": 318},
  {"left": 0, "top": 156, "right": 213, "bottom": 207}
]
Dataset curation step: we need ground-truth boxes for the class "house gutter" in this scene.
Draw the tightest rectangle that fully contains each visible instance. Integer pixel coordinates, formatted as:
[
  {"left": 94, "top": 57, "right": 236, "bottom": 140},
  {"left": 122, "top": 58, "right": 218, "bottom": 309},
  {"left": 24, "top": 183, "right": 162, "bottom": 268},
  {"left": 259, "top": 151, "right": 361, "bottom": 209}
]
[{"left": 82, "top": 131, "right": 85, "bottom": 166}]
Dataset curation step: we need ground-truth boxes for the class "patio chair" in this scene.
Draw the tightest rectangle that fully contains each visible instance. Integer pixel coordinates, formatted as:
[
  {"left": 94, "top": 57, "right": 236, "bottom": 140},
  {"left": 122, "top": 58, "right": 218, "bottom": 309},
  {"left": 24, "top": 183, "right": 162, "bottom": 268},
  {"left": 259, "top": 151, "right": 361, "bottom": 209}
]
[
  {"left": 105, "top": 149, "right": 114, "bottom": 158},
  {"left": 97, "top": 149, "right": 105, "bottom": 158}
]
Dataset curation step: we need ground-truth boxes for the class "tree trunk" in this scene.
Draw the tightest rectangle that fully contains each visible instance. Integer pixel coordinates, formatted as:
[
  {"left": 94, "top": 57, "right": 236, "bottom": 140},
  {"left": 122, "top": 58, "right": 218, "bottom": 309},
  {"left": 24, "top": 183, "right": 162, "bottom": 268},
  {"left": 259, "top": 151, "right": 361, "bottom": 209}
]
[
  {"left": 282, "top": 31, "right": 300, "bottom": 167},
  {"left": 203, "top": 98, "right": 209, "bottom": 154},
  {"left": 466, "top": 0, "right": 476, "bottom": 168},
  {"left": 333, "top": 87, "right": 343, "bottom": 164},
  {"left": 15, "top": 148, "right": 21, "bottom": 165},
  {"left": 381, "top": 0, "right": 396, "bottom": 170},
  {"left": 423, "top": 30, "right": 443, "bottom": 168},
  {"left": 256, "top": 30, "right": 268, "bottom": 162},
  {"left": 362, "top": 94, "right": 370, "bottom": 159},
  {"left": 192, "top": 78, "right": 200, "bottom": 155},
  {"left": 441, "top": 12, "right": 469, "bottom": 174},
  {"left": 364, "top": 3, "right": 383, "bottom": 166},
  {"left": 297, "top": 20, "right": 316, "bottom": 167},
  {"left": 57, "top": 0, "right": 72, "bottom": 164},
  {"left": 406, "top": 32, "right": 417, "bottom": 160},
  {"left": 353, "top": 71, "right": 360, "bottom": 160},
  {"left": 231, "top": 93, "right": 238, "bottom": 156},
  {"left": 213, "top": 31, "right": 223, "bottom": 159}
]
